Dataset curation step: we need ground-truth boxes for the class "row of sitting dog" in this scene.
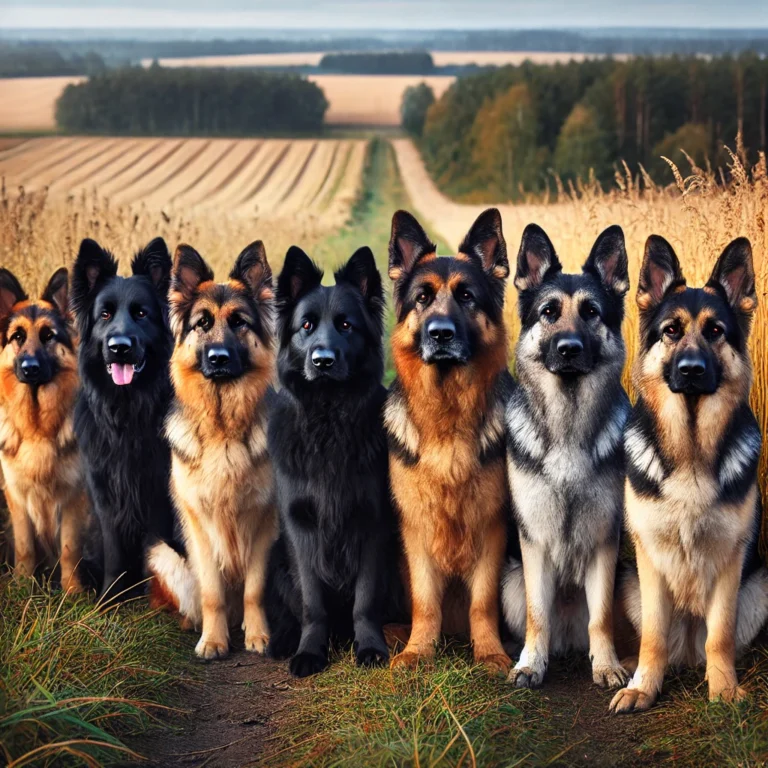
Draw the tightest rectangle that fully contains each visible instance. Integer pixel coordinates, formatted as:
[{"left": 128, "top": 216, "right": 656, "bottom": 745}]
[{"left": 1, "top": 208, "right": 766, "bottom": 713}]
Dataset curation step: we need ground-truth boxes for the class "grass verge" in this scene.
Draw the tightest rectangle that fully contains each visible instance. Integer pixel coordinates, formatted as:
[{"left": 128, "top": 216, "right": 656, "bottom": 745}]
[{"left": 0, "top": 573, "right": 195, "bottom": 767}]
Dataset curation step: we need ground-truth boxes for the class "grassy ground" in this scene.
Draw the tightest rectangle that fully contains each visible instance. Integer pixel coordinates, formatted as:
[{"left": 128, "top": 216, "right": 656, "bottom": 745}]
[{"left": 0, "top": 573, "right": 196, "bottom": 767}]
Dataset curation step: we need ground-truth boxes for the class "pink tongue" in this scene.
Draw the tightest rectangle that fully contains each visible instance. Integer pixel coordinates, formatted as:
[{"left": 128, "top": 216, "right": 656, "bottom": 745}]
[{"left": 111, "top": 363, "right": 134, "bottom": 386}]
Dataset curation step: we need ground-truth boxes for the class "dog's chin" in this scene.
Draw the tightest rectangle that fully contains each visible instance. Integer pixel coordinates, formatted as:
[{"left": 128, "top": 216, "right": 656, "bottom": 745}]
[
  {"left": 302, "top": 366, "right": 349, "bottom": 383},
  {"left": 201, "top": 367, "right": 242, "bottom": 381},
  {"left": 667, "top": 379, "right": 718, "bottom": 396},
  {"left": 421, "top": 346, "right": 468, "bottom": 366}
]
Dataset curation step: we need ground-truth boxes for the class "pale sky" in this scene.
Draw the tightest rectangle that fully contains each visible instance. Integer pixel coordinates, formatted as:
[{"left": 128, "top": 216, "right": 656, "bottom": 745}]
[{"left": 2, "top": 0, "right": 767, "bottom": 30}]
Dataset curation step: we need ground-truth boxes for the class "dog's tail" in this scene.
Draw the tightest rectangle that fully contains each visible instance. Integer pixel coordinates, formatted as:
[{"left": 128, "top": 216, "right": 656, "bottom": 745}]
[{"left": 147, "top": 541, "right": 201, "bottom": 627}]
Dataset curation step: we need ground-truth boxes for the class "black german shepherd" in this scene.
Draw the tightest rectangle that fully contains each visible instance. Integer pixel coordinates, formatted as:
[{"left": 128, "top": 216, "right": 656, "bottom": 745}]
[
  {"left": 72, "top": 237, "right": 175, "bottom": 599},
  {"left": 265, "top": 245, "right": 399, "bottom": 677}
]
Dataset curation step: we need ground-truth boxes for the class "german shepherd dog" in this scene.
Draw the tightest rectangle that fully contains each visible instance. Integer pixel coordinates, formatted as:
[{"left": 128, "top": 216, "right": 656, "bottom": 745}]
[
  {"left": 72, "top": 237, "right": 175, "bottom": 599},
  {"left": 0, "top": 268, "right": 87, "bottom": 591},
  {"left": 147, "top": 242, "right": 277, "bottom": 660},
  {"left": 610, "top": 236, "right": 768, "bottom": 713},
  {"left": 386, "top": 209, "right": 514, "bottom": 676},
  {"left": 502, "top": 224, "right": 631, "bottom": 690},
  {"left": 265, "top": 245, "right": 397, "bottom": 678}
]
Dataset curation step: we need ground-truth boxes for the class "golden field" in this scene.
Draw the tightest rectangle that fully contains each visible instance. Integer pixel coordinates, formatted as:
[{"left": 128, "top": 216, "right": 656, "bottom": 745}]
[
  {"left": 142, "top": 50, "right": 614, "bottom": 69},
  {"left": 0, "top": 74, "right": 453, "bottom": 130},
  {"left": 0, "top": 136, "right": 365, "bottom": 285}
]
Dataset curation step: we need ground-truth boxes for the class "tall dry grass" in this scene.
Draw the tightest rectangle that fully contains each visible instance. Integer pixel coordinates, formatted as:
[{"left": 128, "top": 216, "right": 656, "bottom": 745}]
[{"left": 0, "top": 181, "right": 340, "bottom": 292}]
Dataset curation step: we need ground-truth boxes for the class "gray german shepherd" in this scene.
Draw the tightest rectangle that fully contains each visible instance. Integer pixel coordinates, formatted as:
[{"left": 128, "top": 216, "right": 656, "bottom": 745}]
[{"left": 503, "top": 224, "right": 631, "bottom": 690}]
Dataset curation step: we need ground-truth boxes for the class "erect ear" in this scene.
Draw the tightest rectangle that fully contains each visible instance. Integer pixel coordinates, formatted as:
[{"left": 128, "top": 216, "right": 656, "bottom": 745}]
[
  {"left": 459, "top": 208, "right": 509, "bottom": 280},
  {"left": 706, "top": 237, "right": 756, "bottom": 316},
  {"left": 514, "top": 224, "right": 562, "bottom": 292},
  {"left": 276, "top": 246, "right": 323, "bottom": 312},
  {"left": 583, "top": 225, "right": 629, "bottom": 297},
  {"left": 230, "top": 240, "right": 273, "bottom": 303},
  {"left": 41, "top": 267, "right": 70, "bottom": 317},
  {"left": 388, "top": 210, "right": 436, "bottom": 281},
  {"left": 0, "top": 268, "right": 27, "bottom": 324},
  {"left": 335, "top": 246, "right": 384, "bottom": 324},
  {"left": 71, "top": 238, "right": 118, "bottom": 320},
  {"left": 132, "top": 236, "right": 172, "bottom": 299},
  {"left": 637, "top": 235, "right": 685, "bottom": 312},
  {"left": 171, "top": 244, "right": 214, "bottom": 299}
]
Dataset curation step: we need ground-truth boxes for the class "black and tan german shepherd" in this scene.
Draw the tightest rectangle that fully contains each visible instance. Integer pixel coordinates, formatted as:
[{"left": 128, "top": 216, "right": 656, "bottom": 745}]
[
  {"left": 386, "top": 208, "right": 514, "bottom": 676},
  {"left": 147, "top": 242, "right": 277, "bottom": 660},
  {"left": 71, "top": 237, "right": 175, "bottom": 600},
  {"left": 610, "top": 236, "right": 768, "bottom": 713},
  {"left": 0, "top": 268, "right": 87, "bottom": 591}
]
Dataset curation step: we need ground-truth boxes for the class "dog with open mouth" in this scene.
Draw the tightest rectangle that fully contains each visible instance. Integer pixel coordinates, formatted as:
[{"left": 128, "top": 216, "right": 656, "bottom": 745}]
[{"left": 71, "top": 237, "right": 175, "bottom": 600}]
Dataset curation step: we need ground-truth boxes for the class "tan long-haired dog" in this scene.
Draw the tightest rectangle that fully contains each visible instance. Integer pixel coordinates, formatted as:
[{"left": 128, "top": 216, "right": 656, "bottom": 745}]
[
  {"left": 147, "top": 242, "right": 278, "bottom": 660},
  {"left": 0, "top": 268, "right": 86, "bottom": 591},
  {"left": 386, "top": 209, "right": 514, "bottom": 676},
  {"left": 610, "top": 236, "right": 768, "bottom": 713}
]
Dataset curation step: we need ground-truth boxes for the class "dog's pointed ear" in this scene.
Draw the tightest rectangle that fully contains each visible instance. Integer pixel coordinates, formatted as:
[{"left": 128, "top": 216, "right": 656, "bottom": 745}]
[
  {"left": 169, "top": 245, "right": 213, "bottom": 338},
  {"left": 459, "top": 208, "right": 509, "bottom": 280},
  {"left": 707, "top": 237, "right": 756, "bottom": 317},
  {"left": 388, "top": 210, "right": 436, "bottom": 281},
  {"left": 171, "top": 244, "right": 214, "bottom": 298},
  {"left": 231, "top": 240, "right": 273, "bottom": 303},
  {"left": 514, "top": 224, "right": 561, "bottom": 292},
  {"left": 0, "top": 268, "right": 27, "bottom": 324},
  {"left": 41, "top": 267, "right": 70, "bottom": 317},
  {"left": 335, "top": 246, "right": 384, "bottom": 324},
  {"left": 71, "top": 238, "right": 118, "bottom": 320},
  {"left": 132, "top": 236, "right": 172, "bottom": 299},
  {"left": 583, "top": 225, "right": 629, "bottom": 297},
  {"left": 276, "top": 246, "right": 323, "bottom": 312},
  {"left": 637, "top": 235, "right": 685, "bottom": 312}
]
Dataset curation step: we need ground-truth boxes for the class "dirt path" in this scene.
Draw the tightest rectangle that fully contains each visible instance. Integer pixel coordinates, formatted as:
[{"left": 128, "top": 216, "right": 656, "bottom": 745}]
[{"left": 123, "top": 634, "right": 294, "bottom": 768}]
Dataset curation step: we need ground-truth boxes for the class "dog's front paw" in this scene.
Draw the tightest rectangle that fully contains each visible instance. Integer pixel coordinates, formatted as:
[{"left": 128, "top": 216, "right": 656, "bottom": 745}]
[
  {"left": 609, "top": 687, "right": 655, "bottom": 714},
  {"left": 62, "top": 574, "right": 85, "bottom": 595},
  {"left": 709, "top": 683, "right": 748, "bottom": 703},
  {"left": 507, "top": 665, "right": 544, "bottom": 689},
  {"left": 390, "top": 650, "right": 425, "bottom": 671},
  {"left": 244, "top": 632, "right": 269, "bottom": 655},
  {"left": 195, "top": 636, "right": 229, "bottom": 660},
  {"left": 593, "top": 661, "right": 630, "bottom": 690},
  {"left": 289, "top": 650, "right": 328, "bottom": 678},
  {"left": 356, "top": 644, "right": 389, "bottom": 668},
  {"left": 476, "top": 652, "right": 512, "bottom": 678}
]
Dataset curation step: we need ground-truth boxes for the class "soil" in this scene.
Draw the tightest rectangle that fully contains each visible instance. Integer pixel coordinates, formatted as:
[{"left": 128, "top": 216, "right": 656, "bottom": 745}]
[{"left": 122, "top": 632, "right": 294, "bottom": 768}]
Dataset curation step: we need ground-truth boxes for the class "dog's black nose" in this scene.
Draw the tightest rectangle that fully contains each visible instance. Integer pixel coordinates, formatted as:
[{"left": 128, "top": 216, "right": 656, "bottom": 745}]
[
  {"left": 19, "top": 357, "right": 41, "bottom": 381},
  {"left": 207, "top": 347, "right": 231, "bottom": 368},
  {"left": 556, "top": 336, "right": 584, "bottom": 359},
  {"left": 311, "top": 349, "right": 336, "bottom": 369},
  {"left": 677, "top": 353, "right": 706, "bottom": 378},
  {"left": 427, "top": 318, "right": 456, "bottom": 342},
  {"left": 107, "top": 335, "right": 132, "bottom": 357}
]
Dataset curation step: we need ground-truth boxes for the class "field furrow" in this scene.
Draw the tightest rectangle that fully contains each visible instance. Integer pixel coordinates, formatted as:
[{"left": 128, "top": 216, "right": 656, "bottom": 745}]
[
  {"left": 278, "top": 140, "right": 336, "bottom": 214},
  {"left": 45, "top": 139, "right": 124, "bottom": 189},
  {"left": 62, "top": 140, "right": 142, "bottom": 191},
  {"left": 0, "top": 137, "right": 79, "bottom": 182},
  {"left": 322, "top": 140, "right": 366, "bottom": 219},
  {"left": 226, "top": 140, "right": 290, "bottom": 209},
  {"left": 18, "top": 139, "right": 108, "bottom": 188},
  {"left": 108, "top": 140, "right": 187, "bottom": 203},
  {"left": 167, "top": 140, "right": 236, "bottom": 205},
  {"left": 188, "top": 139, "right": 263, "bottom": 208}
]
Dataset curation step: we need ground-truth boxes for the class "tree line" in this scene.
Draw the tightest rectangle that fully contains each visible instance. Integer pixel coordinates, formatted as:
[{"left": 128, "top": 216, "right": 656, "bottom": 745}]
[
  {"left": 0, "top": 42, "right": 107, "bottom": 77},
  {"left": 319, "top": 51, "right": 434, "bottom": 75},
  {"left": 55, "top": 65, "right": 329, "bottom": 135},
  {"left": 410, "top": 54, "right": 768, "bottom": 201}
]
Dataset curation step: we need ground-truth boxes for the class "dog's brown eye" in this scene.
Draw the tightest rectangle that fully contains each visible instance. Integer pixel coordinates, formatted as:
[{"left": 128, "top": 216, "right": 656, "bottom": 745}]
[
  {"left": 302, "top": 320, "right": 314, "bottom": 332},
  {"left": 10, "top": 329, "right": 25, "bottom": 344},
  {"left": 39, "top": 327, "right": 55, "bottom": 343},
  {"left": 339, "top": 319, "right": 352, "bottom": 331},
  {"left": 458, "top": 290, "right": 473, "bottom": 303},
  {"left": 416, "top": 292, "right": 429, "bottom": 304},
  {"left": 663, "top": 323, "right": 679, "bottom": 338},
  {"left": 100, "top": 310, "right": 111, "bottom": 321},
  {"left": 197, "top": 312, "right": 213, "bottom": 332},
  {"left": 135, "top": 308, "right": 147, "bottom": 319},
  {"left": 710, "top": 325, "right": 723, "bottom": 338}
]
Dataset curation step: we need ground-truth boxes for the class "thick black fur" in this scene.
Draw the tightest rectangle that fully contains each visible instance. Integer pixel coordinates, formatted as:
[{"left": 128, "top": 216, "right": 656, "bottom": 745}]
[
  {"left": 72, "top": 237, "right": 175, "bottom": 600},
  {"left": 265, "top": 245, "right": 402, "bottom": 678}
]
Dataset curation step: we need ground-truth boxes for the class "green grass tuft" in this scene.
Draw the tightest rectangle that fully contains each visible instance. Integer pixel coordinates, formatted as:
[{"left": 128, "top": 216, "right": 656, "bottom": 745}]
[{"left": 0, "top": 574, "right": 195, "bottom": 767}]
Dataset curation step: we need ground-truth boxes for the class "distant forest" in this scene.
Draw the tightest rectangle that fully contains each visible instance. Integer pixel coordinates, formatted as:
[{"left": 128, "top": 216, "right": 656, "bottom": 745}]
[
  {"left": 55, "top": 66, "right": 328, "bottom": 135},
  {"left": 414, "top": 54, "right": 768, "bottom": 202},
  {"left": 1, "top": 29, "right": 768, "bottom": 68},
  {"left": 319, "top": 51, "right": 434, "bottom": 74},
  {"left": 0, "top": 42, "right": 107, "bottom": 77}
]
